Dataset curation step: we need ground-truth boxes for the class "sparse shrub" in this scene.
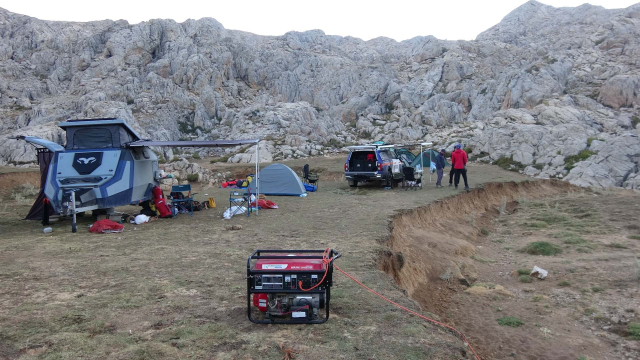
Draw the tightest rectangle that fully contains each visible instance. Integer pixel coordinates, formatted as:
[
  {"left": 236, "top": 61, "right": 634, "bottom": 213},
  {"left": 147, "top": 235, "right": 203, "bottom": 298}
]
[
  {"left": 631, "top": 116, "right": 640, "bottom": 129},
  {"left": 495, "top": 156, "right": 525, "bottom": 172},
  {"left": 533, "top": 213, "right": 568, "bottom": 224},
  {"left": 629, "top": 235, "right": 640, "bottom": 240},
  {"left": 531, "top": 295, "right": 544, "bottom": 302},
  {"left": 472, "top": 283, "right": 496, "bottom": 289},
  {"left": 628, "top": 322, "right": 640, "bottom": 340},
  {"left": 524, "top": 221, "right": 549, "bottom": 229},
  {"left": 171, "top": 156, "right": 180, "bottom": 162},
  {"left": 519, "top": 275, "right": 533, "bottom": 283},
  {"left": 439, "top": 267, "right": 453, "bottom": 281},
  {"left": 558, "top": 280, "right": 571, "bottom": 287},
  {"left": 552, "top": 232, "right": 587, "bottom": 244},
  {"left": 481, "top": 228, "right": 489, "bottom": 236},
  {"left": 564, "top": 150, "right": 595, "bottom": 171},
  {"left": 186, "top": 174, "right": 199, "bottom": 182},
  {"left": 126, "top": 98, "right": 135, "bottom": 105},
  {"left": 191, "top": 153, "right": 201, "bottom": 160},
  {"left": 607, "top": 243, "right": 627, "bottom": 249},
  {"left": 471, "top": 255, "right": 496, "bottom": 264},
  {"left": 584, "top": 307, "right": 597, "bottom": 316},
  {"left": 521, "top": 242, "right": 562, "bottom": 256},
  {"left": 497, "top": 316, "right": 524, "bottom": 327},
  {"left": 11, "top": 183, "right": 39, "bottom": 204},
  {"left": 210, "top": 155, "right": 230, "bottom": 164},
  {"left": 591, "top": 286, "right": 604, "bottom": 293},
  {"left": 517, "top": 269, "right": 530, "bottom": 275}
]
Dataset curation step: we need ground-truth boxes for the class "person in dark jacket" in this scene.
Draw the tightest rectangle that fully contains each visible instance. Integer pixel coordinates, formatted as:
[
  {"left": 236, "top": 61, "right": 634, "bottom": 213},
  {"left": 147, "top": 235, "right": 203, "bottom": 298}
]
[
  {"left": 435, "top": 149, "right": 446, "bottom": 187},
  {"left": 451, "top": 144, "right": 469, "bottom": 190}
]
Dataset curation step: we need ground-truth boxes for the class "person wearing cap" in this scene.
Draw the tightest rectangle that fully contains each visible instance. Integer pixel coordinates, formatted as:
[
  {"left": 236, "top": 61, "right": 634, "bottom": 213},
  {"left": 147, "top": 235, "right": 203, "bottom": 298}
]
[
  {"left": 435, "top": 149, "right": 446, "bottom": 187},
  {"left": 451, "top": 144, "right": 470, "bottom": 190}
]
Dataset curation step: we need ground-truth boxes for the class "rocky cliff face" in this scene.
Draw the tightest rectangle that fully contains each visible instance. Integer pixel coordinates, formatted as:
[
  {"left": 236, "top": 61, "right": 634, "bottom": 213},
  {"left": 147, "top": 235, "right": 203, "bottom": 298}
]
[{"left": 0, "top": 1, "right": 638, "bottom": 188}]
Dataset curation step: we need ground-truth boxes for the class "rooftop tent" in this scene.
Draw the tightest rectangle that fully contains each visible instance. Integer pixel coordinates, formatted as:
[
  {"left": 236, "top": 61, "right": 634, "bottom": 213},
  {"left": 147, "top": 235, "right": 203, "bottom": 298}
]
[
  {"left": 248, "top": 164, "right": 305, "bottom": 196},
  {"left": 410, "top": 149, "right": 449, "bottom": 168},
  {"left": 59, "top": 118, "right": 142, "bottom": 150}
]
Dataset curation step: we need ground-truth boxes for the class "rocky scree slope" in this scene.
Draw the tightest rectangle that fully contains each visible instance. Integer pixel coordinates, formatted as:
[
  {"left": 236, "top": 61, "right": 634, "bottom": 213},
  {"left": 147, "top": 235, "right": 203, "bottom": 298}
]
[{"left": 0, "top": 0, "right": 638, "bottom": 188}]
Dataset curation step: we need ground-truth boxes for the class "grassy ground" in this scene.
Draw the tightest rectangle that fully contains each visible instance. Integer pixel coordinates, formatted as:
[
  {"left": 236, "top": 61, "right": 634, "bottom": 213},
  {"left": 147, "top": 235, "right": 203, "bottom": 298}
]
[
  {"left": 387, "top": 185, "right": 640, "bottom": 359},
  {"left": 0, "top": 159, "right": 524, "bottom": 360}
]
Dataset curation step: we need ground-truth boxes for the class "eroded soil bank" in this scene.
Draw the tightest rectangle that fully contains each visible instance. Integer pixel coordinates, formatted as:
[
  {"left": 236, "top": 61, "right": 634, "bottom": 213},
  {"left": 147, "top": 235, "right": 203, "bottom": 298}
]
[{"left": 381, "top": 180, "right": 640, "bottom": 360}]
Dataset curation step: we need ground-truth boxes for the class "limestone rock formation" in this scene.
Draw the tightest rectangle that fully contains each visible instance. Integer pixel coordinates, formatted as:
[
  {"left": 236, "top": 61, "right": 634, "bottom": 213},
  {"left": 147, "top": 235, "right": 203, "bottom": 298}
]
[{"left": 0, "top": 1, "right": 639, "bottom": 188}]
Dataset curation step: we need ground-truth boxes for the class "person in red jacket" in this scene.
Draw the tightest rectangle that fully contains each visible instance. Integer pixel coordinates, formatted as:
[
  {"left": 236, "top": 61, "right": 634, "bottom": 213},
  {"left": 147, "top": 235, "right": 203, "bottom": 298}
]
[{"left": 451, "top": 144, "right": 470, "bottom": 190}]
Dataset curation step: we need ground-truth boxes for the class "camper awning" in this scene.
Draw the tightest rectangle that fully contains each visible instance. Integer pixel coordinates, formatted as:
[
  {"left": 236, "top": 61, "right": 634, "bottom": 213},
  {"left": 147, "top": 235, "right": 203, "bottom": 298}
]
[{"left": 127, "top": 139, "right": 260, "bottom": 148}]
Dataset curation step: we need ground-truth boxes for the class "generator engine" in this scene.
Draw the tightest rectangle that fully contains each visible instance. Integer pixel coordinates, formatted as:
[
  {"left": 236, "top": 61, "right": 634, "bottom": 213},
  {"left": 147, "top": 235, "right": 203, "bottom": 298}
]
[{"left": 247, "top": 249, "right": 340, "bottom": 324}]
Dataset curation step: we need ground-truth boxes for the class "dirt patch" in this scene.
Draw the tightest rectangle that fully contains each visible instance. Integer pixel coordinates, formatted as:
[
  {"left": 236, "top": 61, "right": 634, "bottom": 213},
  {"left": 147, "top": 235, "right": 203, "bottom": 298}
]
[
  {"left": 0, "top": 172, "right": 40, "bottom": 196},
  {"left": 381, "top": 181, "right": 640, "bottom": 359}
]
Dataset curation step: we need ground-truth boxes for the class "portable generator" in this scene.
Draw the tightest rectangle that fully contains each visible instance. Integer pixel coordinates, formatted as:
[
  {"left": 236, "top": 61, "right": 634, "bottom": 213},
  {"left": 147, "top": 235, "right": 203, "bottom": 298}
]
[{"left": 247, "top": 249, "right": 341, "bottom": 324}]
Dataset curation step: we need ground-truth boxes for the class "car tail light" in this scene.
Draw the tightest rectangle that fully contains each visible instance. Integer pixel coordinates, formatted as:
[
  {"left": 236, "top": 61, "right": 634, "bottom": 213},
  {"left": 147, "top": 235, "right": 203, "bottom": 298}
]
[
  {"left": 344, "top": 163, "right": 348, "bottom": 171},
  {"left": 377, "top": 162, "right": 382, "bottom": 171}
]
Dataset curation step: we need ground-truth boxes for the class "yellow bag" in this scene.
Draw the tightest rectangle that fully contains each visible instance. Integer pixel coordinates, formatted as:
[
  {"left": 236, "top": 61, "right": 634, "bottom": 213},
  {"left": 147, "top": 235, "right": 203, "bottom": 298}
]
[
  {"left": 150, "top": 204, "right": 160, "bottom": 216},
  {"left": 208, "top": 198, "right": 216, "bottom": 208},
  {"left": 247, "top": 175, "right": 253, "bottom": 183}
]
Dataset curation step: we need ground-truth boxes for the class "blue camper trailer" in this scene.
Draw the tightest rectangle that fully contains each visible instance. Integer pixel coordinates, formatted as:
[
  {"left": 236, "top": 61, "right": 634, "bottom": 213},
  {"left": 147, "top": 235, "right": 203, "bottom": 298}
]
[{"left": 18, "top": 118, "right": 260, "bottom": 231}]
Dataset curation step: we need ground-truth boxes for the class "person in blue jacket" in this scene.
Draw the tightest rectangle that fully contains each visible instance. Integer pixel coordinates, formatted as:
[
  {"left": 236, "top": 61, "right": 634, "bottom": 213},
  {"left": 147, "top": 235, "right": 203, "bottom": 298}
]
[{"left": 435, "top": 149, "right": 446, "bottom": 187}]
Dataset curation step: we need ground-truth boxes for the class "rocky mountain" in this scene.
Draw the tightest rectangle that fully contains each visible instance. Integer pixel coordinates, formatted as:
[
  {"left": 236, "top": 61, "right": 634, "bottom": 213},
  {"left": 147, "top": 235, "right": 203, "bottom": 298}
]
[{"left": 0, "top": 1, "right": 638, "bottom": 188}]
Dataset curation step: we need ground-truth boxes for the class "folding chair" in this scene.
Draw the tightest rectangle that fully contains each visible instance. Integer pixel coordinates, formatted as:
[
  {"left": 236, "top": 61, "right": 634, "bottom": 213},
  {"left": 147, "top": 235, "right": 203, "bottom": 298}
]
[
  {"left": 302, "top": 164, "right": 320, "bottom": 190},
  {"left": 229, "top": 190, "right": 250, "bottom": 217},
  {"left": 402, "top": 167, "right": 420, "bottom": 191},
  {"left": 170, "top": 184, "right": 196, "bottom": 217}
]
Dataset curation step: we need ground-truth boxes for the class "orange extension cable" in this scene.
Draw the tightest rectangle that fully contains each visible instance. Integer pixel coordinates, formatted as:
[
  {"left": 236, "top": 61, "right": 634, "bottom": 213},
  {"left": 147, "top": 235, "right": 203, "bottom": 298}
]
[{"left": 301, "top": 248, "right": 482, "bottom": 360}]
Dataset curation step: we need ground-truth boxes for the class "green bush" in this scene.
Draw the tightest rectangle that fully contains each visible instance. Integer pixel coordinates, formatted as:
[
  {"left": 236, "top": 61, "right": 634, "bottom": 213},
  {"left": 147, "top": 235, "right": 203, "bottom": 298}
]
[
  {"left": 186, "top": 174, "right": 199, "bottom": 182},
  {"left": 629, "top": 235, "right": 640, "bottom": 240},
  {"left": 191, "top": 153, "right": 201, "bottom": 160},
  {"left": 521, "top": 242, "right": 562, "bottom": 256},
  {"left": 519, "top": 275, "right": 533, "bottom": 283},
  {"left": 497, "top": 316, "right": 524, "bottom": 327},
  {"left": 552, "top": 232, "right": 587, "bottom": 244},
  {"left": 210, "top": 155, "right": 230, "bottom": 164},
  {"left": 517, "top": 269, "right": 530, "bottom": 275},
  {"left": 632, "top": 116, "right": 640, "bottom": 129},
  {"left": 628, "top": 322, "right": 640, "bottom": 340},
  {"left": 495, "top": 156, "right": 525, "bottom": 172},
  {"left": 558, "top": 280, "right": 571, "bottom": 287},
  {"left": 565, "top": 150, "right": 595, "bottom": 171}
]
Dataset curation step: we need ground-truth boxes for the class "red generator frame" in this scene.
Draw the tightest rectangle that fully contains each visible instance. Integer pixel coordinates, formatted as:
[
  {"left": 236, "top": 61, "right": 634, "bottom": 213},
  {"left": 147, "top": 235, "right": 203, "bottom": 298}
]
[{"left": 247, "top": 249, "right": 341, "bottom": 324}]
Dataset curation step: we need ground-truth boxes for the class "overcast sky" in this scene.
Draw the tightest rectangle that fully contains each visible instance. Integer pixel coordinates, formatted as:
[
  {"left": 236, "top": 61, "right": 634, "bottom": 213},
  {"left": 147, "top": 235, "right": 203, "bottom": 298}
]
[{"left": 0, "top": 0, "right": 638, "bottom": 41}]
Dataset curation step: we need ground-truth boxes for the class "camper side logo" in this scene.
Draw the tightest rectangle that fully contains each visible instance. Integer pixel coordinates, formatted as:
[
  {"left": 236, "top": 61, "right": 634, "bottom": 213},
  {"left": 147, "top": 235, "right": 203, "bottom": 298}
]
[
  {"left": 72, "top": 152, "right": 103, "bottom": 175},
  {"left": 77, "top": 157, "right": 96, "bottom": 164}
]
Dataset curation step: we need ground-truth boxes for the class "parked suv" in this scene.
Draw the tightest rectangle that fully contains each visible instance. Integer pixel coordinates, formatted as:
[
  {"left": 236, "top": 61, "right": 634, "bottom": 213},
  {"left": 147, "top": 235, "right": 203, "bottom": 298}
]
[{"left": 344, "top": 145, "right": 403, "bottom": 187}]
